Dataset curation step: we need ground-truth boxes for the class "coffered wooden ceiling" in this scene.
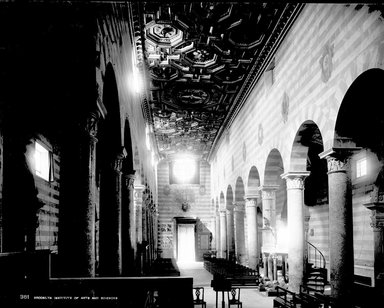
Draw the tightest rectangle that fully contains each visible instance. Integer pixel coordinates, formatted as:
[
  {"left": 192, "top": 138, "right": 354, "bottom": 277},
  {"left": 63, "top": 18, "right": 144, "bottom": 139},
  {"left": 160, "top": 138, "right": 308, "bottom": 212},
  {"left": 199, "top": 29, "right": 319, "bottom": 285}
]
[{"left": 137, "top": 2, "right": 304, "bottom": 161}]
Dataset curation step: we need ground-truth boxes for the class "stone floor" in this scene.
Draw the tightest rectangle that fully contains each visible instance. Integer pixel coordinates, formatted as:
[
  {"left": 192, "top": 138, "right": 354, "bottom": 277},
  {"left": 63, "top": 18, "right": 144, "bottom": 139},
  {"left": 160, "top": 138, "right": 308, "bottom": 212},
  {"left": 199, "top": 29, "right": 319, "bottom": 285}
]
[{"left": 177, "top": 261, "right": 274, "bottom": 308}]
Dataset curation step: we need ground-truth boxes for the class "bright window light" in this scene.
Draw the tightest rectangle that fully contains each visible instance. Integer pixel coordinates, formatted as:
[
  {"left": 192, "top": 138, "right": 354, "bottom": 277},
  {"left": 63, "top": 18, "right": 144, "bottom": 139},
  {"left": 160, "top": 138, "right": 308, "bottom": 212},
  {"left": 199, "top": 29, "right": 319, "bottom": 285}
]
[
  {"left": 173, "top": 158, "right": 196, "bottom": 183},
  {"left": 145, "top": 126, "right": 151, "bottom": 151},
  {"left": 34, "top": 141, "right": 51, "bottom": 181},
  {"left": 356, "top": 157, "right": 367, "bottom": 178},
  {"left": 130, "top": 51, "right": 143, "bottom": 94}
]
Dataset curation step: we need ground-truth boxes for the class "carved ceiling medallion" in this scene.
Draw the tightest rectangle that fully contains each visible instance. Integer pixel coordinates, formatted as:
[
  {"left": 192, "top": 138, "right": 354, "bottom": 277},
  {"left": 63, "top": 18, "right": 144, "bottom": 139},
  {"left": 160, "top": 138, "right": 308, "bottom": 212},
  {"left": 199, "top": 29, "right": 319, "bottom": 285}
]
[
  {"left": 319, "top": 42, "right": 334, "bottom": 83},
  {"left": 281, "top": 92, "right": 289, "bottom": 123},
  {"left": 258, "top": 123, "right": 264, "bottom": 145}
]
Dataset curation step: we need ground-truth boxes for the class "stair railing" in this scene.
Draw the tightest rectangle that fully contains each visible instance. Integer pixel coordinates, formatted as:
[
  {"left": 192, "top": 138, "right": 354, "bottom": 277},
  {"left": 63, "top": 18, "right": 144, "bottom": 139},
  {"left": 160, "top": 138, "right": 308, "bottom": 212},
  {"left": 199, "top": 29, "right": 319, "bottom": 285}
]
[{"left": 306, "top": 241, "right": 326, "bottom": 269}]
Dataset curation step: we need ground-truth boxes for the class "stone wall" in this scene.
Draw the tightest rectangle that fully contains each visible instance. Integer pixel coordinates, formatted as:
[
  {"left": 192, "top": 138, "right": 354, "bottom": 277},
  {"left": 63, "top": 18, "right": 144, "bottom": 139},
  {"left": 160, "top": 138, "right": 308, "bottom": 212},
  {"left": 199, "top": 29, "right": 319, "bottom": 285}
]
[
  {"left": 157, "top": 160, "right": 213, "bottom": 260},
  {"left": 211, "top": 4, "right": 384, "bottom": 284}
]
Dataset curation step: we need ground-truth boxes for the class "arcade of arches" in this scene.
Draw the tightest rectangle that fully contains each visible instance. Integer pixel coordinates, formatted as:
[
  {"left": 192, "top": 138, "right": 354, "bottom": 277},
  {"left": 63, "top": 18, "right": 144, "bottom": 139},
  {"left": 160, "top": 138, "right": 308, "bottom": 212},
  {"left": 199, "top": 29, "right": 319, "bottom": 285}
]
[{"left": 1, "top": 2, "right": 384, "bottom": 307}]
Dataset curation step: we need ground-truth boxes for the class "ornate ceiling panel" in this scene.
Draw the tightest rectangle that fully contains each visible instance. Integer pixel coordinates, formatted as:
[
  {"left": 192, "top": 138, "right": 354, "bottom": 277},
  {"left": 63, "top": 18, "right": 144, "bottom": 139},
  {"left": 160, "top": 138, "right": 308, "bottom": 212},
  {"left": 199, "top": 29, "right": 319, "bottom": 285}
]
[{"left": 138, "top": 2, "right": 303, "bottom": 160}]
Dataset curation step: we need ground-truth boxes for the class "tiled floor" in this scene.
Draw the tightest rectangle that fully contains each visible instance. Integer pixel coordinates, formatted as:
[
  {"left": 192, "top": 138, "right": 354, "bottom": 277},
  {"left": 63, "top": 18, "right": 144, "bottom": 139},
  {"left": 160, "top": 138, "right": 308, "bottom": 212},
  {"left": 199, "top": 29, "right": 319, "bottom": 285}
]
[{"left": 178, "top": 261, "right": 274, "bottom": 308}]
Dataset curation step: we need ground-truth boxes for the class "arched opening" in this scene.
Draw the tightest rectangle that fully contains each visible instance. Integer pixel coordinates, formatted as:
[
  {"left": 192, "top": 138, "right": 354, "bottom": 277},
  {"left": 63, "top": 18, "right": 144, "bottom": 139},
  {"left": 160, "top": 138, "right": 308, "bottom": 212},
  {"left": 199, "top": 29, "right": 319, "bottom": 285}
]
[
  {"left": 246, "top": 166, "right": 262, "bottom": 270},
  {"left": 263, "top": 150, "right": 287, "bottom": 281},
  {"left": 291, "top": 121, "right": 328, "bottom": 278},
  {"left": 264, "top": 149, "right": 286, "bottom": 251},
  {"left": 334, "top": 68, "right": 384, "bottom": 293}
]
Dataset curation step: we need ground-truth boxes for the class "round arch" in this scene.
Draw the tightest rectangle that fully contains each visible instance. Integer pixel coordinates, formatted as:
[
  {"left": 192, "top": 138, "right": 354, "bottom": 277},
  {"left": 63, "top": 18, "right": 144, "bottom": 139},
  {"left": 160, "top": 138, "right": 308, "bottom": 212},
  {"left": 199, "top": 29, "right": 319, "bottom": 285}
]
[
  {"left": 235, "top": 177, "right": 245, "bottom": 203},
  {"left": 333, "top": 68, "right": 384, "bottom": 293},
  {"left": 290, "top": 121, "right": 327, "bottom": 206},
  {"left": 247, "top": 166, "right": 260, "bottom": 196},
  {"left": 226, "top": 185, "right": 234, "bottom": 210},
  {"left": 219, "top": 191, "right": 225, "bottom": 210}
]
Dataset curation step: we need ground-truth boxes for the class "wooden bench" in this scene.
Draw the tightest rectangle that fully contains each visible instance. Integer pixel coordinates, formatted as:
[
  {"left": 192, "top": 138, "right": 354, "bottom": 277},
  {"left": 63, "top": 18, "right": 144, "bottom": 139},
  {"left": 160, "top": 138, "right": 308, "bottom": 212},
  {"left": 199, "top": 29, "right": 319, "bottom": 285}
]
[{"left": 204, "top": 257, "right": 260, "bottom": 287}]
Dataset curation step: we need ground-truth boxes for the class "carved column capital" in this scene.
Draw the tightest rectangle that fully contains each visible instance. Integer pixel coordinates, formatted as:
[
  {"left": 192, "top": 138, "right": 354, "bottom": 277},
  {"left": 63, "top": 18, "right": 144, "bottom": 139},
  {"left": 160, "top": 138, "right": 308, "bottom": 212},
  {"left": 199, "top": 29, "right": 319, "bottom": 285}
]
[
  {"left": 134, "top": 184, "right": 145, "bottom": 202},
  {"left": 319, "top": 147, "right": 361, "bottom": 174},
  {"left": 260, "top": 185, "right": 279, "bottom": 199},
  {"left": 244, "top": 197, "right": 258, "bottom": 208},
  {"left": 123, "top": 172, "right": 136, "bottom": 189},
  {"left": 370, "top": 211, "right": 384, "bottom": 231},
  {"left": 84, "top": 111, "right": 101, "bottom": 141},
  {"left": 112, "top": 148, "right": 127, "bottom": 173},
  {"left": 281, "top": 172, "right": 310, "bottom": 190},
  {"left": 234, "top": 202, "right": 245, "bottom": 212},
  {"left": 219, "top": 210, "right": 227, "bottom": 217},
  {"left": 364, "top": 202, "right": 384, "bottom": 231}
]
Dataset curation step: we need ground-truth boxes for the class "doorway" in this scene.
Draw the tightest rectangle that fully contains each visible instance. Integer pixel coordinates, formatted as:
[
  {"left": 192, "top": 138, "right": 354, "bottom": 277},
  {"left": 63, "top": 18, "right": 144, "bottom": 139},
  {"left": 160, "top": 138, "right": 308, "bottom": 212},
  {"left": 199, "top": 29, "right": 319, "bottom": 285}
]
[{"left": 177, "top": 223, "right": 195, "bottom": 262}]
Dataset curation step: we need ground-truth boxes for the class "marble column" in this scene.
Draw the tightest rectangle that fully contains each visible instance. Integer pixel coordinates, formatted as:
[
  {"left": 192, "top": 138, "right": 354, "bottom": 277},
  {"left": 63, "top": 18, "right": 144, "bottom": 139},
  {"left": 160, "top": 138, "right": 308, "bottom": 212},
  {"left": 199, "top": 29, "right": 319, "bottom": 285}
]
[
  {"left": 245, "top": 194, "right": 259, "bottom": 270},
  {"left": 281, "top": 171, "right": 310, "bottom": 292},
  {"left": 364, "top": 203, "right": 384, "bottom": 300},
  {"left": 234, "top": 202, "right": 246, "bottom": 265},
  {"left": 121, "top": 172, "right": 135, "bottom": 276},
  {"left": 219, "top": 210, "right": 227, "bottom": 258},
  {"left": 215, "top": 211, "right": 221, "bottom": 255},
  {"left": 319, "top": 148, "right": 357, "bottom": 306},
  {"left": 226, "top": 206, "right": 235, "bottom": 261},
  {"left": 79, "top": 111, "right": 100, "bottom": 277}
]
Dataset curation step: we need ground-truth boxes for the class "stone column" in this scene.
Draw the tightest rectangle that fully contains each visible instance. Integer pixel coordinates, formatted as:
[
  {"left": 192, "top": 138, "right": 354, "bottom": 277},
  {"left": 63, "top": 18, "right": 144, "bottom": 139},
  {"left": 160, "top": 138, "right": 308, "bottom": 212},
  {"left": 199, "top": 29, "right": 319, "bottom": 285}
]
[
  {"left": 281, "top": 171, "right": 310, "bottom": 292},
  {"left": 215, "top": 211, "right": 220, "bottom": 255},
  {"left": 245, "top": 194, "right": 259, "bottom": 270},
  {"left": 111, "top": 150, "right": 126, "bottom": 276},
  {"left": 134, "top": 184, "right": 145, "bottom": 275},
  {"left": 263, "top": 254, "right": 269, "bottom": 278},
  {"left": 154, "top": 209, "right": 159, "bottom": 258},
  {"left": 226, "top": 206, "right": 235, "bottom": 261},
  {"left": 320, "top": 148, "right": 358, "bottom": 306},
  {"left": 142, "top": 195, "right": 148, "bottom": 243},
  {"left": 79, "top": 111, "right": 99, "bottom": 277},
  {"left": 233, "top": 202, "right": 246, "bottom": 265},
  {"left": 219, "top": 210, "right": 227, "bottom": 258},
  {"left": 364, "top": 203, "right": 384, "bottom": 300},
  {"left": 134, "top": 185, "right": 145, "bottom": 244},
  {"left": 260, "top": 186, "right": 279, "bottom": 252},
  {"left": 260, "top": 186, "right": 277, "bottom": 228},
  {"left": 121, "top": 172, "right": 135, "bottom": 276}
]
